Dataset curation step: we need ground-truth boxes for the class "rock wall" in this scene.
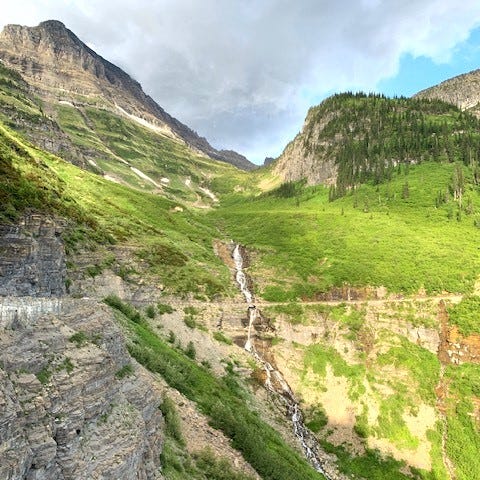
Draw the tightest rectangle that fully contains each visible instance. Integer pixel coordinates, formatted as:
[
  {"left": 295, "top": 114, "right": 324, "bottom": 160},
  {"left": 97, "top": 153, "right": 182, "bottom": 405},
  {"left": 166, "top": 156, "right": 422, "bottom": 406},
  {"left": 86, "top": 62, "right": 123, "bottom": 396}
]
[
  {"left": 0, "top": 214, "right": 66, "bottom": 297},
  {"left": 0, "top": 299, "right": 164, "bottom": 480},
  {"left": 0, "top": 214, "right": 165, "bottom": 479}
]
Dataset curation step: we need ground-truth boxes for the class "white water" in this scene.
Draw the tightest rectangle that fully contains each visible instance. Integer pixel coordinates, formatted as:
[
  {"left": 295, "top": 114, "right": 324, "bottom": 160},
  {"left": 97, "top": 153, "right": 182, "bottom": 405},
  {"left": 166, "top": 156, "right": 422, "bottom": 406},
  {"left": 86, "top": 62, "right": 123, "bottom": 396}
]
[{"left": 232, "top": 244, "right": 331, "bottom": 478}]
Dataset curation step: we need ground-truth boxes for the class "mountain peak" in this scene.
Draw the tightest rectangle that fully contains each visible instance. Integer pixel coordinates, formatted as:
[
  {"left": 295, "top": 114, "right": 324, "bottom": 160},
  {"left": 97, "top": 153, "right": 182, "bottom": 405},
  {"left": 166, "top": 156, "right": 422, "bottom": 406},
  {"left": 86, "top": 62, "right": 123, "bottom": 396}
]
[
  {"left": 414, "top": 68, "right": 480, "bottom": 113},
  {"left": 38, "top": 19, "right": 67, "bottom": 29},
  {"left": 0, "top": 20, "right": 255, "bottom": 170}
]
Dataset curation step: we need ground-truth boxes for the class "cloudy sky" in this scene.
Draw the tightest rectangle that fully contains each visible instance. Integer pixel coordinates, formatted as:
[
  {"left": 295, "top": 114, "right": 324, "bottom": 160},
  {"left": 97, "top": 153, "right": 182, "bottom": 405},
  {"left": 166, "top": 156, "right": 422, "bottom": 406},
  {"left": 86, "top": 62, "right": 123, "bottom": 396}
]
[{"left": 2, "top": 1, "right": 480, "bottom": 163}]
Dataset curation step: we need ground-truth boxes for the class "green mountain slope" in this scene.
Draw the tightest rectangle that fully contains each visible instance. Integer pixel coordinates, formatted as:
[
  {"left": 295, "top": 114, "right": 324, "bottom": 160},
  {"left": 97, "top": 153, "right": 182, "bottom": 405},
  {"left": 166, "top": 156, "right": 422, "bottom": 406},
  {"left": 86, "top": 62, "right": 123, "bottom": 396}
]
[
  {"left": 215, "top": 94, "right": 480, "bottom": 301},
  {"left": 0, "top": 60, "right": 249, "bottom": 207},
  {"left": 3, "top": 38, "right": 480, "bottom": 480},
  {"left": 0, "top": 120, "right": 235, "bottom": 298}
]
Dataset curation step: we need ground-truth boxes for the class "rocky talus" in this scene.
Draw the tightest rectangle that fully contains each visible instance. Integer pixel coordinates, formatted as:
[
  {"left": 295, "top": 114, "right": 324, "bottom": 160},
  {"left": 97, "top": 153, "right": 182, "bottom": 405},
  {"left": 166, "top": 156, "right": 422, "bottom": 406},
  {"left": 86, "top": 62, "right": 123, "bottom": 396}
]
[{"left": 0, "top": 214, "right": 165, "bottom": 479}]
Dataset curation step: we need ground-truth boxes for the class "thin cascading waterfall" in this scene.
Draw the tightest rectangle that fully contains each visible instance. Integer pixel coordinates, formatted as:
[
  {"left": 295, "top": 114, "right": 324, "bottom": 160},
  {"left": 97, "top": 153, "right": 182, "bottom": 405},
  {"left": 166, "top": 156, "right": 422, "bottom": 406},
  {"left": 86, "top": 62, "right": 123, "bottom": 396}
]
[{"left": 232, "top": 243, "right": 331, "bottom": 479}]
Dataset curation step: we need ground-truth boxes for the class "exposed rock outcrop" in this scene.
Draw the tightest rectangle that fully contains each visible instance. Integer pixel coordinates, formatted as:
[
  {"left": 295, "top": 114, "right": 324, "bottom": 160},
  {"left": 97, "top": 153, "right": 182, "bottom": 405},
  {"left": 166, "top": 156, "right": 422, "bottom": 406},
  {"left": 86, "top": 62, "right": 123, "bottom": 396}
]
[
  {"left": 0, "top": 213, "right": 165, "bottom": 479},
  {"left": 415, "top": 68, "right": 480, "bottom": 114},
  {"left": 0, "top": 298, "right": 164, "bottom": 480},
  {"left": 0, "top": 214, "right": 67, "bottom": 297},
  {"left": 273, "top": 107, "right": 338, "bottom": 185}
]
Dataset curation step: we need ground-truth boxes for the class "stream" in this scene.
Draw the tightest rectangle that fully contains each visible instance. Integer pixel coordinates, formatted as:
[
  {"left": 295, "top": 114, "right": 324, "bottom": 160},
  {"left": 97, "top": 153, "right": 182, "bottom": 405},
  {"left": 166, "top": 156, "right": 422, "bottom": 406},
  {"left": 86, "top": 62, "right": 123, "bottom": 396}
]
[{"left": 232, "top": 244, "right": 332, "bottom": 478}]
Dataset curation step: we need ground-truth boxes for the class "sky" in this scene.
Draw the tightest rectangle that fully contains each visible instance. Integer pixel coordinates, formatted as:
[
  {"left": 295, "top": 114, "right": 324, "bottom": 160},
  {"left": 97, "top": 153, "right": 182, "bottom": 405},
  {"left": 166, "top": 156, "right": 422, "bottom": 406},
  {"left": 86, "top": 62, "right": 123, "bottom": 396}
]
[{"left": 2, "top": 1, "right": 480, "bottom": 164}]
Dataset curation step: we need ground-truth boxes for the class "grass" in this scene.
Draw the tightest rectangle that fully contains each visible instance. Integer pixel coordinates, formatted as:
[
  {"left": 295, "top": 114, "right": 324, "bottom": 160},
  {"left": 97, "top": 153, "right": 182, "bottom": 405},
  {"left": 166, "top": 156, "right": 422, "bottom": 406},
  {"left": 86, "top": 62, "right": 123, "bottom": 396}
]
[
  {"left": 303, "top": 344, "right": 366, "bottom": 400},
  {"left": 447, "top": 295, "right": 480, "bottom": 335},
  {"left": 158, "top": 303, "right": 175, "bottom": 315},
  {"left": 211, "top": 161, "right": 480, "bottom": 300},
  {"left": 36, "top": 366, "right": 52, "bottom": 385},
  {"left": 376, "top": 336, "right": 440, "bottom": 403},
  {"left": 0, "top": 119, "right": 235, "bottom": 298},
  {"left": 69, "top": 331, "right": 89, "bottom": 347},
  {"left": 115, "top": 363, "right": 133, "bottom": 379},
  {"left": 444, "top": 363, "right": 480, "bottom": 480},
  {"left": 296, "top": 327, "right": 443, "bottom": 477}
]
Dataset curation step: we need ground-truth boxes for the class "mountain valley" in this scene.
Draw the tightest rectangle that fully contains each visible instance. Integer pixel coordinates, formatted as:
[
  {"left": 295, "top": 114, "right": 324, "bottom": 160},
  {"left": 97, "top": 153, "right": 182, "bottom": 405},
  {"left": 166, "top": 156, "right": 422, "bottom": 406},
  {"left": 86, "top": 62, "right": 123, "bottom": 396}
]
[{"left": 1, "top": 20, "right": 480, "bottom": 480}]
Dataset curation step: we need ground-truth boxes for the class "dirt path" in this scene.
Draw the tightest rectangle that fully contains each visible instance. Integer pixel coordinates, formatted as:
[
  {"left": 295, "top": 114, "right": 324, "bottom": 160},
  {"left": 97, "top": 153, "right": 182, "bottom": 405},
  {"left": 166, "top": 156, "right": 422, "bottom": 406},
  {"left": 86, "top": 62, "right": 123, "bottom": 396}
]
[{"left": 157, "top": 293, "right": 463, "bottom": 310}]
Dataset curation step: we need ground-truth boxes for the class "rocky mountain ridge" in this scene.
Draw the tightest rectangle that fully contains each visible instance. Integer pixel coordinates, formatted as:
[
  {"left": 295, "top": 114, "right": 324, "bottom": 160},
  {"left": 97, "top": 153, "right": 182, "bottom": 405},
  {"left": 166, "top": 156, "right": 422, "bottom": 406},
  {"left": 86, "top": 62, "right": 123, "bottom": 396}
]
[
  {"left": 0, "top": 20, "right": 254, "bottom": 170},
  {"left": 415, "top": 68, "right": 480, "bottom": 114}
]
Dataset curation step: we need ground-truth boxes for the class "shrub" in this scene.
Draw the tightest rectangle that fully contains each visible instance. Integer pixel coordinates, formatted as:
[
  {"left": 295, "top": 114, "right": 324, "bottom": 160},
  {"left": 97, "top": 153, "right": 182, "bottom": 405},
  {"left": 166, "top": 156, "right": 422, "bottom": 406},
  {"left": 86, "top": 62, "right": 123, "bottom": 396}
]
[
  {"left": 36, "top": 366, "right": 52, "bottom": 385},
  {"left": 145, "top": 305, "right": 156, "bottom": 318},
  {"left": 69, "top": 331, "right": 89, "bottom": 347},
  {"left": 185, "top": 341, "right": 196, "bottom": 359},
  {"left": 158, "top": 303, "right": 174, "bottom": 314},
  {"left": 159, "top": 396, "right": 184, "bottom": 445},
  {"left": 115, "top": 363, "right": 134, "bottom": 379},
  {"left": 213, "top": 331, "right": 233, "bottom": 345},
  {"left": 184, "top": 316, "right": 197, "bottom": 329},
  {"left": 104, "top": 295, "right": 144, "bottom": 324}
]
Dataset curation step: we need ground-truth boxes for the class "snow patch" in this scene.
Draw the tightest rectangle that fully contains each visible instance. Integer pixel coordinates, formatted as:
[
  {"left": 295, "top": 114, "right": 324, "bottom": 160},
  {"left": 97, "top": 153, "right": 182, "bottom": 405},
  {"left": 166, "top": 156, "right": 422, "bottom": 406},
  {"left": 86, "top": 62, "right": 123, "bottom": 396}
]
[
  {"left": 115, "top": 104, "right": 175, "bottom": 138},
  {"left": 130, "top": 167, "right": 163, "bottom": 188},
  {"left": 199, "top": 186, "right": 219, "bottom": 202}
]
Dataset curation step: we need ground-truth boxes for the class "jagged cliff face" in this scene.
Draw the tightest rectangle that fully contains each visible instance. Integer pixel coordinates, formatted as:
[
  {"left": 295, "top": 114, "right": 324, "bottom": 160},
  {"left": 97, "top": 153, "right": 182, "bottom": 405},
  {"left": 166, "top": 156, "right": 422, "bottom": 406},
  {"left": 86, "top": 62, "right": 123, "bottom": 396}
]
[
  {"left": 0, "top": 214, "right": 66, "bottom": 297},
  {"left": 0, "top": 214, "right": 165, "bottom": 479},
  {"left": 415, "top": 68, "right": 480, "bottom": 114},
  {"left": 273, "top": 107, "right": 338, "bottom": 185},
  {"left": 0, "top": 20, "right": 254, "bottom": 170}
]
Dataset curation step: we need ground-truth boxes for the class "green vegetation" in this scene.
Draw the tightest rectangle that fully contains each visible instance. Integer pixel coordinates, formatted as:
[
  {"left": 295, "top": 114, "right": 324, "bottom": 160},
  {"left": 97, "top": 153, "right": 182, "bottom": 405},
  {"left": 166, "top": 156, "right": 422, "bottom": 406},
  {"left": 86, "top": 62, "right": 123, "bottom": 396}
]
[
  {"left": 3, "top": 64, "right": 480, "bottom": 480},
  {"left": 213, "top": 331, "right": 233, "bottom": 345},
  {"left": 320, "top": 442, "right": 413, "bottom": 480},
  {"left": 59, "top": 357, "right": 75, "bottom": 374},
  {"left": 304, "top": 405, "right": 328, "bottom": 433},
  {"left": 115, "top": 363, "right": 134, "bottom": 379},
  {"left": 104, "top": 295, "right": 143, "bottom": 323},
  {"left": 444, "top": 364, "right": 480, "bottom": 480},
  {"left": 212, "top": 161, "right": 480, "bottom": 300},
  {"left": 266, "top": 302, "right": 306, "bottom": 324},
  {"left": 185, "top": 341, "right": 196, "bottom": 359},
  {"left": 307, "top": 93, "right": 480, "bottom": 196},
  {"left": 376, "top": 336, "right": 440, "bottom": 402},
  {"left": 145, "top": 305, "right": 156, "bottom": 319},
  {"left": 158, "top": 303, "right": 175, "bottom": 315},
  {"left": 0, "top": 107, "right": 235, "bottom": 297},
  {"left": 159, "top": 395, "right": 185, "bottom": 446},
  {"left": 159, "top": 394, "right": 256, "bottom": 479},
  {"left": 69, "top": 331, "right": 89, "bottom": 347},
  {"left": 36, "top": 366, "right": 52, "bottom": 385},
  {"left": 447, "top": 296, "right": 480, "bottom": 335},
  {"left": 106, "top": 298, "right": 323, "bottom": 480},
  {"left": 303, "top": 344, "right": 366, "bottom": 400}
]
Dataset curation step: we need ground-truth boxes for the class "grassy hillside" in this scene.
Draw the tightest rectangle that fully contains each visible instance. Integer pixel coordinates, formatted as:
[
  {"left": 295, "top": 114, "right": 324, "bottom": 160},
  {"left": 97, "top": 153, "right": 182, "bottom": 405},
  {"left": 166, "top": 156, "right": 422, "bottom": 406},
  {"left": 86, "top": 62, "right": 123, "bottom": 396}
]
[
  {"left": 212, "top": 95, "right": 480, "bottom": 300},
  {"left": 0, "top": 120, "right": 235, "bottom": 298},
  {"left": 106, "top": 296, "right": 324, "bottom": 480}
]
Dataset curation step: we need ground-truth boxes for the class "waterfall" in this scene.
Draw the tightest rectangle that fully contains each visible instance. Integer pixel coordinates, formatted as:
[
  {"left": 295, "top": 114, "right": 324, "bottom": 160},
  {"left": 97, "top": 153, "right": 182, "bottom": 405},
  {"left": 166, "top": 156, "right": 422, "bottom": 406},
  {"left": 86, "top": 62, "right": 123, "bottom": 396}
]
[{"left": 232, "top": 244, "right": 331, "bottom": 479}]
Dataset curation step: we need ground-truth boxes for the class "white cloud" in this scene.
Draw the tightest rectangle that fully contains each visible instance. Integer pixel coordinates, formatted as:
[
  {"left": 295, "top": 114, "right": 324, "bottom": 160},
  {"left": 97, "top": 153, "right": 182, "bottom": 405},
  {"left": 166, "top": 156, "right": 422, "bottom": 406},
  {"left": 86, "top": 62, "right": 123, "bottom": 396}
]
[{"left": 1, "top": 0, "right": 480, "bottom": 162}]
